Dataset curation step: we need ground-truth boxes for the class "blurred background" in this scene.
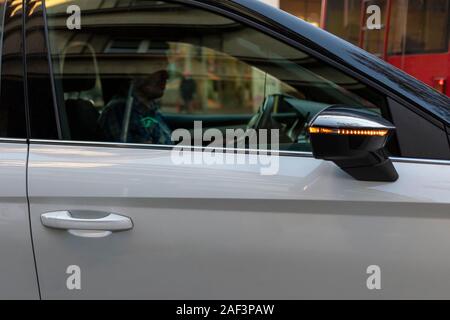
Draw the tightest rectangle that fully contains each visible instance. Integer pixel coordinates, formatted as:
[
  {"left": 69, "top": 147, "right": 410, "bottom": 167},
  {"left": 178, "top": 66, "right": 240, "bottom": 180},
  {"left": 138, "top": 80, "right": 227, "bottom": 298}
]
[{"left": 260, "top": 0, "right": 449, "bottom": 97}]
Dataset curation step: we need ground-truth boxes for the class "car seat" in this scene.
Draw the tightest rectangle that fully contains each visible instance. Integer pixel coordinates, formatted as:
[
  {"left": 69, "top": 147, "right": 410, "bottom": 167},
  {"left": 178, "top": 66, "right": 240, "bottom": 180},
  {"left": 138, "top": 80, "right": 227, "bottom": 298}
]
[{"left": 61, "top": 42, "right": 105, "bottom": 141}]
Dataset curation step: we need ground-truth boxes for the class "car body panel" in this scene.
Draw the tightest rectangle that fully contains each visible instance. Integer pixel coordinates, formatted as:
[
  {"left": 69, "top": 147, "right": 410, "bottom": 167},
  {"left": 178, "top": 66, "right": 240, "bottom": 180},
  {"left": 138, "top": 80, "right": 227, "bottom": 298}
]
[
  {"left": 0, "top": 142, "right": 39, "bottom": 299},
  {"left": 20, "top": 0, "right": 450, "bottom": 300},
  {"left": 28, "top": 144, "right": 450, "bottom": 299}
]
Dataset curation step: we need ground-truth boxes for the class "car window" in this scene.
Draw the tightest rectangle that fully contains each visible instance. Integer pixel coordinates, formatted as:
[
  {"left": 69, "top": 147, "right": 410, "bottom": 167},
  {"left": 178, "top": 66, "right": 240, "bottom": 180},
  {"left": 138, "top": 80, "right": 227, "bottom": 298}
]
[
  {"left": 0, "top": 0, "right": 27, "bottom": 139},
  {"left": 45, "top": 0, "right": 394, "bottom": 153}
]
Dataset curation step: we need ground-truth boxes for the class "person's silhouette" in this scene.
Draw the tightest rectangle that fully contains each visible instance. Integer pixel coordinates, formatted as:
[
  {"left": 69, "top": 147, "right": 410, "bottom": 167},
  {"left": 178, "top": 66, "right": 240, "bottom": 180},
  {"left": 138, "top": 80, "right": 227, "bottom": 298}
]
[{"left": 99, "top": 42, "right": 172, "bottom": 144}]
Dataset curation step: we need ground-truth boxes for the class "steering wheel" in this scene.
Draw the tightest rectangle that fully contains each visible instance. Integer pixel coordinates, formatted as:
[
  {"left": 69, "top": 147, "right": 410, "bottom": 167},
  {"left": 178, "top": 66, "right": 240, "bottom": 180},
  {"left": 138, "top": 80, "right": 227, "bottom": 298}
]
[{"left": 247, "top": 94, "right": 307, "bottom": 144}]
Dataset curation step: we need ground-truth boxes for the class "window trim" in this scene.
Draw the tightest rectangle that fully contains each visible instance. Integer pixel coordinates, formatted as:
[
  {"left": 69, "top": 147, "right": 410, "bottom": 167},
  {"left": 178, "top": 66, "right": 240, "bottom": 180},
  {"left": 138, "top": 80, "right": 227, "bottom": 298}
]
[
  {"left": 23, "top": 0, "right": 30, "bottom": 140},
  {"left": 41, "top": 0, "right": 63, "bottom": 139},
  {"left": 39, "top": 0, "right": 448, "bottom": 160},
  {"left": 24, "top": 0, "right": 62, "bottom": 140},
  {"left": 0, "top": 0, "right": 7, "bottom": 78},
  {"left": 0, "top": 0, "right": 29, "bottom": 140},
  {"left": 0, "top": 137, "right": 27, "bottom": 144}
]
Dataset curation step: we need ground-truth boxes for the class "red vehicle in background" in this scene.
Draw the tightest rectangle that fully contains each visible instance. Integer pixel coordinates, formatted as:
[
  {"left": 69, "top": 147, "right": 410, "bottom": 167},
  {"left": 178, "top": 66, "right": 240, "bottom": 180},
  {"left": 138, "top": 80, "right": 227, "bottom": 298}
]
[{"left": 319, "top": 0, "right": 450, "bottom": 96}]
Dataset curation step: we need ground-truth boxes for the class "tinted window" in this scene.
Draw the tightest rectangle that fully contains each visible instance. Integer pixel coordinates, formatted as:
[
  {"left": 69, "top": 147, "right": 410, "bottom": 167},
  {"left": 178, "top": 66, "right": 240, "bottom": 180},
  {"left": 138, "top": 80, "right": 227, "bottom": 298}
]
[
  {"left": 45, "top": 0, "right": 393, "bottom": 153},
  {"left": 26, "top": 0, "right": 59, "bottom": 140},
  {"left": 0, "top": 0, "right": 27, "bottom": 139}
]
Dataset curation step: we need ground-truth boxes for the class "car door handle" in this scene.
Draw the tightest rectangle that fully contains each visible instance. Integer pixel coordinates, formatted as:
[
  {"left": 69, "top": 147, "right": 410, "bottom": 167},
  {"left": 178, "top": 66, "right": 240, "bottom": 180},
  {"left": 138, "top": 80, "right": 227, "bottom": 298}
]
[{"left": 41, "top": 211, "right": 133, "bottom": 232}]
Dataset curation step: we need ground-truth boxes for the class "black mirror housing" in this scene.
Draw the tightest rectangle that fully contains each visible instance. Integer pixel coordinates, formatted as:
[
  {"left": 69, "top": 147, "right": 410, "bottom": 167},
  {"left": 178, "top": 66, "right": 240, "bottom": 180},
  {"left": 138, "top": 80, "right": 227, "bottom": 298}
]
[{"left": 308, "top": 106, "right": 399, "bottom": 182}]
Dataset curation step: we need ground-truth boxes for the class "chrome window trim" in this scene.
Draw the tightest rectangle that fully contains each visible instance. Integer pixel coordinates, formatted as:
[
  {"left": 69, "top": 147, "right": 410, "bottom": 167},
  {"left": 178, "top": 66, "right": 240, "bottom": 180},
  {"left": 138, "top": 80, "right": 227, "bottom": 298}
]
[
  {"left": 29, "top": 139, "right": 450, "bottom": 165},
  {"left": 389, "top": 157, "right": 450, "bottom": 165},
  {"left": 29, "top": 139, "right": 311, "bottom": 158},
  {"left": 0, "top": 138, "right": 28, "bottom": 143}
]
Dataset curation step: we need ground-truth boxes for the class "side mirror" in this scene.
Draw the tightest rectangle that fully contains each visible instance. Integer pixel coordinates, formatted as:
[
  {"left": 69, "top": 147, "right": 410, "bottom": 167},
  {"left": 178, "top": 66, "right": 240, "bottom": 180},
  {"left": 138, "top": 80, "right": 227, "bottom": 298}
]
[{"left": 307, "top": 106, "right": 399, "bottom": 182}]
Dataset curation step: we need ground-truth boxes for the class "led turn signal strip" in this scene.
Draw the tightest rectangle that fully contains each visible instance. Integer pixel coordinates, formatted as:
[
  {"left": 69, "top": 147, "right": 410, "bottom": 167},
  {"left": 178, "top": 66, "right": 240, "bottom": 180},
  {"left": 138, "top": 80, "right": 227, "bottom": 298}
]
[{"left": 308, "top": 127, "right": 389, "bottom": 137}]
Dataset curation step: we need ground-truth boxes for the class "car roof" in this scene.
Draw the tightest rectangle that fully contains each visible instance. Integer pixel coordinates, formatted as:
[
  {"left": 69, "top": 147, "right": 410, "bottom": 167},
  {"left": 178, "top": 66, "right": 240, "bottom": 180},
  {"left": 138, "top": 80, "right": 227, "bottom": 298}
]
[{"left": 204, "top": 0, "right": 450, "bottom": 126}]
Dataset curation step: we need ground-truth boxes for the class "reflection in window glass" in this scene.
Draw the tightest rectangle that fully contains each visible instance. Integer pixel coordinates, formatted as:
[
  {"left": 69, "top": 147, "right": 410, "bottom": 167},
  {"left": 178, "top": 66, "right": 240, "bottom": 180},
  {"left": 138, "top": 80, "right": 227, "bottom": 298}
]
[
  {"left": 45, "top": 0, "right": 391, "bottom": 153},
  {"left": 0, "top": 0, "right": 27, "bottom": 138}
]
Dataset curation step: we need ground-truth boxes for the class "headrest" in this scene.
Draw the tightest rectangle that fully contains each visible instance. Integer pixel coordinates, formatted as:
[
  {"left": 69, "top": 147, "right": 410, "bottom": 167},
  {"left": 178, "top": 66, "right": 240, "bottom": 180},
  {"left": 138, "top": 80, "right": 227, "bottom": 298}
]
[{"left": 61, "top": 43, "right": 97, "bottom": 93}]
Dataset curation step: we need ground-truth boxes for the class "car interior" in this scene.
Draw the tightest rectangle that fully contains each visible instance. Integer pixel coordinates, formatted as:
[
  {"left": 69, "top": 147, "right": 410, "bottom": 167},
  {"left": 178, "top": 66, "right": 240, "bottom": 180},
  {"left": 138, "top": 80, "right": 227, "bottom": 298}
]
[
  {"left": 53, "top": 35, "right": 387, "bottom": 152},
  {"left": 48, "top": 2, "right": 392, "bottom": 152}
]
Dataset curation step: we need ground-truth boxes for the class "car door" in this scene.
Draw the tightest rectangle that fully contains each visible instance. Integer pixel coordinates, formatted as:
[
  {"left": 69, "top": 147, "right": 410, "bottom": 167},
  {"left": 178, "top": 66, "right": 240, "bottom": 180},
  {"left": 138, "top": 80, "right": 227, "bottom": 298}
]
[
  {"left": 0, "top": 0, "right": 39, "bottom": 299},
  {"left": 27, "top": 0, "right": 450, "bottom": 299}
]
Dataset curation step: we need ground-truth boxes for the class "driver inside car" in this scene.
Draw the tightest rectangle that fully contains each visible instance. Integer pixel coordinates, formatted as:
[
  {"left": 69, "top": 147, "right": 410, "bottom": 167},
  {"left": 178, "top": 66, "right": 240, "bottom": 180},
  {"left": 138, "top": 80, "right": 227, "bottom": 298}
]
[{"left": 99, "top": 42, "right": 173, "bottom": 145}]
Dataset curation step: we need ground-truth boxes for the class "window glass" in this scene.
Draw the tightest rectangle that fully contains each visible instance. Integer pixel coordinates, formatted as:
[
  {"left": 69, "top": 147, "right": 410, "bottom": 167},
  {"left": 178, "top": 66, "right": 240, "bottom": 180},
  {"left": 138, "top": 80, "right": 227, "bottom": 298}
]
[
  {"left": 45, "top": 0, "right": 392, "bottom": 153},
  {"left": 26, "top": 1, "right": 59, "bottom": 140},
  {"left": 389, "top": 0, "right": 449, "bottom": 54},
  {"left": 0, "top": 0, "right": 5, "bottom": 63},
  {"left": 0, "top": 0, "right": 27, "bottom": 139}
]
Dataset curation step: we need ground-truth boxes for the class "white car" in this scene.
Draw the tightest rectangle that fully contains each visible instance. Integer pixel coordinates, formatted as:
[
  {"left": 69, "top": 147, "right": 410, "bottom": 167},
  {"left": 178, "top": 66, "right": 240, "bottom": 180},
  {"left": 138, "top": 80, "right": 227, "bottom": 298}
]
[{"left": 1, "top": 0, "right": 449, "bottom": 299}]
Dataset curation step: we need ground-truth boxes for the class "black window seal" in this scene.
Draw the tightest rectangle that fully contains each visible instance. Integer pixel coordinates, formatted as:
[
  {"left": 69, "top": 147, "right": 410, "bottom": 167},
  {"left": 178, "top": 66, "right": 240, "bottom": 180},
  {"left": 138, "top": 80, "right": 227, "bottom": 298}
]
[
  {"left": 27, "top": 0, "right": 62, "bottom": 140},
  {"left": 0, "top": 0, "right": 29, "bottom": 142},
  {"left": 22, "top": 0, "right": 31, "bottom": 141},
  {"left": 0, "top": 0, "right": 7, "bottom": 81}
]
